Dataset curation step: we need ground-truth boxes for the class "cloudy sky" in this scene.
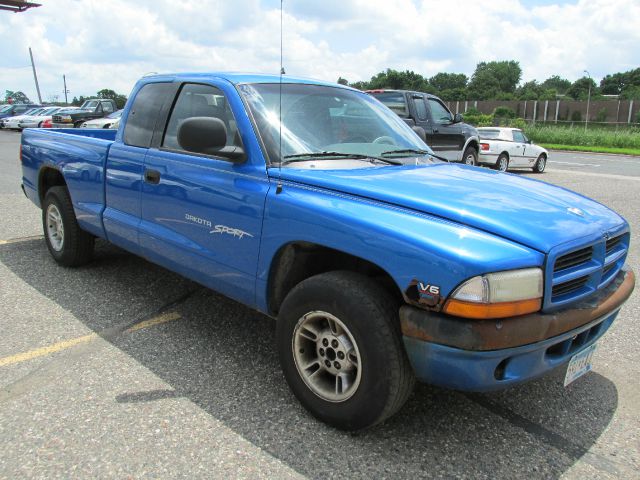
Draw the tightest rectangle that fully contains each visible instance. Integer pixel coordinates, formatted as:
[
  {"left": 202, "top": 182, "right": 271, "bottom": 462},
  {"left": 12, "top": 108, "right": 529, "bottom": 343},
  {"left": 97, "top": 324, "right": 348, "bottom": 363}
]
[{"left": 1, "top": 0, "right": 638, "bottom": 102}]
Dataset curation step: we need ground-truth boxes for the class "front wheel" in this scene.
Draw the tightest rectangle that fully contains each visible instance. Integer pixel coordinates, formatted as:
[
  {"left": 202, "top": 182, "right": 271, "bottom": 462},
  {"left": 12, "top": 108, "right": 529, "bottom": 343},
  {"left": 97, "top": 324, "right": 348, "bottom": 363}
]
[
  {"left": 533, "top": 154, "right": 546, "bottom": 173},
  {"left": 277, "top": 271, "right": 415, "bottom": 431},
  {"left": 462, "top": 146, "right": 478, "bottom": 166},
  {"left": 496, "top": 154, "right": 509, "bottom": 172},
  {"left": 42, "top": 186, "right": 94, "bottom": 267}
]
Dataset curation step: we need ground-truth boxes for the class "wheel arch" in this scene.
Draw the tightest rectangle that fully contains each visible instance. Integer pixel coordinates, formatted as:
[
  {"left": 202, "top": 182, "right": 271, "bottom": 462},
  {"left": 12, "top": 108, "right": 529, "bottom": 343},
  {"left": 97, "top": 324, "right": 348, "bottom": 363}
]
[
  {"left": 38, "top": 166, "right": 67, "bottom": 204},
  {"left": 267, "top": 241, "right": 403, "bottom": 316}
]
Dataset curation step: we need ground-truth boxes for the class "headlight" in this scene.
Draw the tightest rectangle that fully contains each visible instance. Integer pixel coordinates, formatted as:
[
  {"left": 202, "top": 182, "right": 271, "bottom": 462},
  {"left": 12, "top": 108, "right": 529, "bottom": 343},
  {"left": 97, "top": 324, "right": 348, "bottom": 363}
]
[{"left": 443, "top": 268, "right": 543, "bottom": 319}]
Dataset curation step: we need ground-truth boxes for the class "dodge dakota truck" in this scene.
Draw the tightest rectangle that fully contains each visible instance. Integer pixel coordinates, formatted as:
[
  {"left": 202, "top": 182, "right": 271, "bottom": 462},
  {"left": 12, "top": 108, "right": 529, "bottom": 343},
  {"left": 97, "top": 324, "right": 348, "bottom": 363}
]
[
  {"left": 367, "top": 89, "right": 480, "bottom": 165},
  {"left": 21, "top": 73, "right": 634, "bottom": 431}
]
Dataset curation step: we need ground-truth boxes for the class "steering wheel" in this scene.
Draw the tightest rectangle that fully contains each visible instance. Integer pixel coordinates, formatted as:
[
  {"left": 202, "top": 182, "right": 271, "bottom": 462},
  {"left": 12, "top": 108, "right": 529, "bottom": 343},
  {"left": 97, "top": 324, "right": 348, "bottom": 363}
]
[{"left": 372, "top": 136, "right": 397, "bottom": 145}]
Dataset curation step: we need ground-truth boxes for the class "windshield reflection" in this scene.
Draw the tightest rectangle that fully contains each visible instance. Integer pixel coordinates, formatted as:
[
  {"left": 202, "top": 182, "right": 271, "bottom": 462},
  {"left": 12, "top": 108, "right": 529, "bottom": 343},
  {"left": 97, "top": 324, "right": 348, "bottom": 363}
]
[{"left": 239, "top": 83, "right": 432, "bottom": 165}]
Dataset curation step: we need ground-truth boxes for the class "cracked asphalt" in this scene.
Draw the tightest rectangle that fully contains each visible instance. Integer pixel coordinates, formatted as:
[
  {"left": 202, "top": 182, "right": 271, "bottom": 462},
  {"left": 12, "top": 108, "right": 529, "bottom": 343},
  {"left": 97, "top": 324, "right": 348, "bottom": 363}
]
[{"left": 0, "top": 130, "right": 638, "bottom": 479}]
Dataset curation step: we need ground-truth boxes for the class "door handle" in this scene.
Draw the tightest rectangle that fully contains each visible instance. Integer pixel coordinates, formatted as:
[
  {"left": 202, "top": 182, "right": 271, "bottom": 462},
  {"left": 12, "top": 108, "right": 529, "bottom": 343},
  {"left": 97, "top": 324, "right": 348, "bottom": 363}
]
[
  {"left": 433, "top": 128, "right": 439, "bottom": 133},
  {"left": 144, "top": 169, "right": 161, "bottom": 184}
]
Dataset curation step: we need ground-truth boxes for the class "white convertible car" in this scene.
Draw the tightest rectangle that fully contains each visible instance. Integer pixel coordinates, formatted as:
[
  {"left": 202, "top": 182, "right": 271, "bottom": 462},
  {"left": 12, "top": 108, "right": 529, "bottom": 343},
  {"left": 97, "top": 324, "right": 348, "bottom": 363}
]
[{"left": 477, "top": 127, "right": 547, "bottom": 173}]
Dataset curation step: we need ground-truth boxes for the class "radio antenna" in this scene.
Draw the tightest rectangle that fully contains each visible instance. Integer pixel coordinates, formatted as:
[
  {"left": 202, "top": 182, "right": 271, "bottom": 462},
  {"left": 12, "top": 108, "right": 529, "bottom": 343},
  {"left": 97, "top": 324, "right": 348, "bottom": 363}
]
[{"left": 276, "top": 0, "right": 284, "bottom": 194}]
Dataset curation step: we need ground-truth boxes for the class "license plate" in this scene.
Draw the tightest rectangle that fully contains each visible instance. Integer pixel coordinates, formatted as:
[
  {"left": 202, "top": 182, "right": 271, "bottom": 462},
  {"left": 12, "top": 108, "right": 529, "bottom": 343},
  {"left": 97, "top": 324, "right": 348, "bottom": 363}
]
[{"left": 564, "top": 343, "right": 597, "bottom": 387}]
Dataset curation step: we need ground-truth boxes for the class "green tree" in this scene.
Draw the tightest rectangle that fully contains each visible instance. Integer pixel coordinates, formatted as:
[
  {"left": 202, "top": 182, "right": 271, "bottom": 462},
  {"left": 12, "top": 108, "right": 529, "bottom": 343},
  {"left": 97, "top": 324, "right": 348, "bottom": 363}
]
[
  {"left": 567, "top": 77, "right": 598, "bottom": 100},
  {"left": 337, "top": 77, "right": 349, "bottom": 86},
  {"left": 4, "top": 90, "right": 31, "bottom": 104},
  {"left": 467, "top": 69, "right": 501, "bottom": 100},
  {"left": 367, "top": 69, "right": 432, "bottom": 92},
  {"left": 428, "top": 72, "right": 467, "bottom": 92},
  {"left": 470, "top": 61, "right": 522, "bottom": 95},
  {"left": 97, "top": 88, "right": 128, "bottom": 109},
  {"left": 516, "top": 80, "right": 543, "bottom": 100},
  {"left": 439, "top": 87, "right": 467, "bottom": 101},
  {"left": 600, "top": 68, "right": 640, "bottom": 96},
  {"left": 541, "top": 75, "right": 571, "bottom": 95}
]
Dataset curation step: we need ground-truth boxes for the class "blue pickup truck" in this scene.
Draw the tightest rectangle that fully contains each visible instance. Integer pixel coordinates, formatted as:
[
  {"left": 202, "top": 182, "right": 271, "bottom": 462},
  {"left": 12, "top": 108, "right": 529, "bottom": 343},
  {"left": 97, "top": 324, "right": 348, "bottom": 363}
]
[{"left": 20, "top": 73, "right": 634, "bottom": 430}]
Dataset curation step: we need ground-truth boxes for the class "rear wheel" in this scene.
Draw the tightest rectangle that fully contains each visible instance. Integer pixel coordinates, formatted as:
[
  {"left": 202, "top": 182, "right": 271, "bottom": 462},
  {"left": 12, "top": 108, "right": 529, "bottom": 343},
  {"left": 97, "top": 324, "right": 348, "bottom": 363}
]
[
  {"left": 277, "top": 271, "right": 415, "bottom": 431},
  {"left": 496, "top": 153, "right": 509, "bottom": 172},
  {"left": 42, "top": 186, "right": 94, "bottom": 267},
  {"left": 533, "top": 154, "right": 546, "bottom": 173}
]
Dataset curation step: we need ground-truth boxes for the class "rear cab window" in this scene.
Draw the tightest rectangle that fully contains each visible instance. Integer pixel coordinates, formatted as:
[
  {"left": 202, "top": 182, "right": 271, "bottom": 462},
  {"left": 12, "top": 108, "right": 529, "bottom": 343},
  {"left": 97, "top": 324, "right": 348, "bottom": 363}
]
[
  {"left": 370, "top": 92, "right": 409, "bottom": 117},
  {"left": 123, "top": 82, "right": 177, "bottom": 148}
]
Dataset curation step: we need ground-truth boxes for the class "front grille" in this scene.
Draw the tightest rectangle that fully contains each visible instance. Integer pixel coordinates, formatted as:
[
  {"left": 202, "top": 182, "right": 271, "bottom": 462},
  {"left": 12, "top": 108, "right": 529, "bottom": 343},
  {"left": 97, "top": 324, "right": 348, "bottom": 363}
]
[
  {"left": 554, "top": 246, "right": 593, "bottom": 272},
  {"left": 606, "top": 235, "right": 623, "bottom": 254},
  {"left": 52, "top": 115, "right": 62, "bottom": 123},
  {"left": 552, "top": 275, "right": 589, "bottom": 297},
  {"left": 547, "top": 231, "right": 629, "bottom": 307}
]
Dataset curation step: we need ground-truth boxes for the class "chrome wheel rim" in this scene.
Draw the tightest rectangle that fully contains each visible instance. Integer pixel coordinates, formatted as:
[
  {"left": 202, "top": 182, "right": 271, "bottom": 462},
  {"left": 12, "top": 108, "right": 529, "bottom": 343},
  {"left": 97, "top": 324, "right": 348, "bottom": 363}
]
[
  {"left": 499, "top": 158, "right": 508, "bottom": 171},
  {"left": 46, "top": 204, "right": 64, "bottom": 251},
  {"left": 538, "top": 157, "right": 546, "bottom": 171},
  {"left": 464, "top": 154, "right": 475, "bottom": 165},
  {"left": 292, "top": 311, "right": 362, "bottom": 403}
]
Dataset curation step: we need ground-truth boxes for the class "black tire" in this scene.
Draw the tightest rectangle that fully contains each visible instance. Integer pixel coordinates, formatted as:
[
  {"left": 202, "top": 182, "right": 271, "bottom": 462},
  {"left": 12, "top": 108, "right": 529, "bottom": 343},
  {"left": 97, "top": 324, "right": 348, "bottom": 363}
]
[
  {"left": 462, "top": 146, "right": 478, "bottom": 166},
  {"left": 495, "top": 153, "right": 509, "bottom": 172},
  {"left": 533, "top": 154, "right": 546, "bottom": 173},
  {"left": 74, "top": 121, "right": 84, "bottom": 128},
  {"left": 277, "top": 271, "right": 415, "bottom": 431},
  {"left": 42, "top": 186, "right": 94, "bottom": 267}
]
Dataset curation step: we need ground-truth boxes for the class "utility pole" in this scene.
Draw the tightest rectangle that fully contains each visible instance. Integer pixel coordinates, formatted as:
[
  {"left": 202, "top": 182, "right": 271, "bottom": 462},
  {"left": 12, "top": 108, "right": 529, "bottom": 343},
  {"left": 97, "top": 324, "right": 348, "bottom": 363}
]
[
  {"left": 584, "top": 70, "right": 591, "bottom": 132},
  {"left": 28, "top": 47, "right": 43, "bottom": 104},
  {"left": 63, "top": 75, "right": 69, "bottom": 104}
]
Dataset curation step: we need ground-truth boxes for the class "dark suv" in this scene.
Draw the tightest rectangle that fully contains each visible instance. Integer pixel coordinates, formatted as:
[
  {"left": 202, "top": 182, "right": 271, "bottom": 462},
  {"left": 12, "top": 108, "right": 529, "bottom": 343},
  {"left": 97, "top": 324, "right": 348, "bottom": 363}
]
[
  {"left": 367, "top": 90, "right": 479, "bottom": 165},
  {"left": 51, "top": 98, "right": 118, "bottom": 128}
]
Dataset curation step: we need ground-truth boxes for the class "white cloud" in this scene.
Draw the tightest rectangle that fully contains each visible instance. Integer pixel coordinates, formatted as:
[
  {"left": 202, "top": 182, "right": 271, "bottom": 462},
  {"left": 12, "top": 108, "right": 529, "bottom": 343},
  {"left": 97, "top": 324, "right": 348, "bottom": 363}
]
[{"left": 0, "top": 0, "right": 638, "bottom": 103}]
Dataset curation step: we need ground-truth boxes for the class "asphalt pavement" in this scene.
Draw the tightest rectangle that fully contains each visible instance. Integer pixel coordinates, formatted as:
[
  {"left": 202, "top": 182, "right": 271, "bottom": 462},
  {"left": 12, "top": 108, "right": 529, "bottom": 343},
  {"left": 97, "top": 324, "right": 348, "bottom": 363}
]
[{"left": 0, "top": 130, "right": 638, "bottom": 479}]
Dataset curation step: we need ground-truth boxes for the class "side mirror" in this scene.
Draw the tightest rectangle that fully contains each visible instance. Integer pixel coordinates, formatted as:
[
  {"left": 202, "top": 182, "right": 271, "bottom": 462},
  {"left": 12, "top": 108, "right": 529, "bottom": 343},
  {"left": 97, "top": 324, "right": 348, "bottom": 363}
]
[
  {"left": 452, "top": 113, "right": 463, "bottom": 123},
  {"left": 411, "top": 126, "right": 427, "bottom": 143},
  {"left": 177, "top": 117, "right": 245, "bottom": 162}
]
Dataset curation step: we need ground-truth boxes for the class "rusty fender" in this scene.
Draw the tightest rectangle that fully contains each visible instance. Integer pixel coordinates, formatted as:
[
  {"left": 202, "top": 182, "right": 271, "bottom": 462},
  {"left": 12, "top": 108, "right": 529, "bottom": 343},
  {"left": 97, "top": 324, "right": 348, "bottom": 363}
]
[{"left": 400, "top": 268, "right": 635, "bottom": 351}]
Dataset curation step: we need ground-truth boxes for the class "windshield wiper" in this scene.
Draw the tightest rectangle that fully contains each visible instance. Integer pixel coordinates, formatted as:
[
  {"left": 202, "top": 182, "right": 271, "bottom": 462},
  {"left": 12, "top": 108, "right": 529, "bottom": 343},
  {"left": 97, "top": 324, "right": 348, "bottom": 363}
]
[
  {"left": 381, "top": 148, "right": 450, "bottom": 163},
  {"left": 281, "top": 151, "right": 402, "bottom": 165}
]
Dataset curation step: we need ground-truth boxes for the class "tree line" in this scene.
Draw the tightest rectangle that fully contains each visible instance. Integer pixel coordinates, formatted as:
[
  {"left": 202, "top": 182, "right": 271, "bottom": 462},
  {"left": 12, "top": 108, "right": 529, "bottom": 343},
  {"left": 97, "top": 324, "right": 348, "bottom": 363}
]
[{"left": 338, "top": 62, "right": 640, "bottom": 101}]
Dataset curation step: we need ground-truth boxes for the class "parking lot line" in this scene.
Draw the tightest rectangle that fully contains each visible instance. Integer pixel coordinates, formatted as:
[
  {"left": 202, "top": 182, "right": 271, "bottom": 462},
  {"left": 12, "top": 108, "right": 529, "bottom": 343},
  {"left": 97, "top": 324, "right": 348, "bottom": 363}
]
[
  {"left": 0, "top": 311, "right": 182, "bottom": 368},
  {"left": 0, "top": 235, "right": 44, "bottom": 245}
]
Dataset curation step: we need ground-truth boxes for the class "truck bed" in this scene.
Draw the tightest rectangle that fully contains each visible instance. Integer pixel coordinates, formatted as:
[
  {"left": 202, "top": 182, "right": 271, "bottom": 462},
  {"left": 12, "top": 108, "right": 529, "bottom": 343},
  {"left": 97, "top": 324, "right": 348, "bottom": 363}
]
[{"left": 21, "top": 128, "right": 117, "bottom": 237}]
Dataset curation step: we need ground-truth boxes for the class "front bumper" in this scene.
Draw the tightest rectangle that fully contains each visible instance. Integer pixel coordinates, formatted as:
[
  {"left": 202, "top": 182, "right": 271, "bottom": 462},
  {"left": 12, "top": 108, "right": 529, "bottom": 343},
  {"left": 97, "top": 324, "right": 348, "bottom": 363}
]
[{"left": 400, "top": 268, "right": 634, "bottom": 391}]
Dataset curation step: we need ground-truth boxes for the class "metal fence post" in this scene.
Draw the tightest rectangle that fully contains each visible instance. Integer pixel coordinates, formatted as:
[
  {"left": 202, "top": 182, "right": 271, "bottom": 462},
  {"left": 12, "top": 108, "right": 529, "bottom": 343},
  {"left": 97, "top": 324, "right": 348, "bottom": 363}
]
[
  {"left": 555, "top": 100, "right": 559, "bottom": 123},
  {"left": 543, "top": 100, "right": 548, "bottom": 123},
  {"left": 532, "top": 101, "right": 537, "bottom": 125},
  {"left": 628, "top": 100, "right": 634, "bottom": 124}
]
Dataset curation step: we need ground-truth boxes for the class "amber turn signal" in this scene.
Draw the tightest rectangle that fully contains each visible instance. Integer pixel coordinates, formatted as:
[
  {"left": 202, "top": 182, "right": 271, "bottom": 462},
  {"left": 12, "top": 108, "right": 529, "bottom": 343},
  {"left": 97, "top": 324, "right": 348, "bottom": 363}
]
[{"left": 443, "top": 297, "right": 542, "bottom": 320}]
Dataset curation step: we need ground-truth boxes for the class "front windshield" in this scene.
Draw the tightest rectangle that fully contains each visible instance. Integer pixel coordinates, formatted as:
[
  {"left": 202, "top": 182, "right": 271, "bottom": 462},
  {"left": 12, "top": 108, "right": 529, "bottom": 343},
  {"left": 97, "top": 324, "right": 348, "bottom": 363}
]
[
  {"left": 80, "top": 100, "right": 98, "bottom": 109},
  {"left": 239, "top": 83, "right": 431, "bottom": 165},
  {"left": 0, "top": 105, "right": 12, "bottom": 113},
  {"left": 22, "top": 108, "right": 41, "bottom": 116}
]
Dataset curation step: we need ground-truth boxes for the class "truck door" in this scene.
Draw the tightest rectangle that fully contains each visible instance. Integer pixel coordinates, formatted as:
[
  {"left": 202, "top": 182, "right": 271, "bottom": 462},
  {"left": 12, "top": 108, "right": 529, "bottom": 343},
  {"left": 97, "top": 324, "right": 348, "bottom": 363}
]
[
  {"left": 139, "top": 81, "right": 269, "bottom": 307},
  {"left": 104, "top": 81, "right": 177, "bottom": 255},
  {"left": 426, "top": 98, "right": 463, "bottom": 161}
]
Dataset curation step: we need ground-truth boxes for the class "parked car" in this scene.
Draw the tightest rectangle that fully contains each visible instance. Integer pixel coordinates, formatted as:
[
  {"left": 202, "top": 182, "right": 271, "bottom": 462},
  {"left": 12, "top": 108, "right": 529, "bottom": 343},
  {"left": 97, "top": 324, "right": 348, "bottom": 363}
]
[
  {"left": 51, "top": 98, "right": 118, "bottom": 128},
  {"left": 1, "top": 107, "right": 47, "bottom": 130},
  {"left": 18, "top": 107, "right": 64, "bottom": 129},
  {"left": 20, "top": 73, "right": 634, "bottom": 431},
  {"left": 367, "top": 89, "right": 480, "bottom": 164},
  {"left": 21, "top": 106, "right": 81, "bottom": 129},
  {"left": 80, "top": 109, "right": 123, "bottom": 129},
  {"left": 477, "top": 127, "right": 548, "bottom": 173},
  {"left": 0, "top": 103, "right": 42, "bottom": 122}
]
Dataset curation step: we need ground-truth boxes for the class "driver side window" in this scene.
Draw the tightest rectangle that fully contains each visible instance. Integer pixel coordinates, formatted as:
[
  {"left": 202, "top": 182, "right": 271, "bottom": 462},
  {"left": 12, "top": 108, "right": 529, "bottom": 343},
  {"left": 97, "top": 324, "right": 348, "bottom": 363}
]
[{"left": 428, "top": 99, "right": 452, "bottom": 124}]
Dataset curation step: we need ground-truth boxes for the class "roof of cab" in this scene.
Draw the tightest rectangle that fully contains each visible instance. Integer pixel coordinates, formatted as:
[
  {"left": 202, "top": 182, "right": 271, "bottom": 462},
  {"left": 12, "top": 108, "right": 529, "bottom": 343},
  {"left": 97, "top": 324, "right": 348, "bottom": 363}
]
[{"left": 141, "top": 72, "right": 346, "bottom": 88}]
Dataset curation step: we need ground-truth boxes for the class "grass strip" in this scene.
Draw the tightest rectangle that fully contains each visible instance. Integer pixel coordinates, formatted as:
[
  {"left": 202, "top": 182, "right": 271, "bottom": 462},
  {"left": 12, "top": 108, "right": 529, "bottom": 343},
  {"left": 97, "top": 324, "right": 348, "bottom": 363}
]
[{"left": 540, "top": 144, "right": 640, "bottom": 156}]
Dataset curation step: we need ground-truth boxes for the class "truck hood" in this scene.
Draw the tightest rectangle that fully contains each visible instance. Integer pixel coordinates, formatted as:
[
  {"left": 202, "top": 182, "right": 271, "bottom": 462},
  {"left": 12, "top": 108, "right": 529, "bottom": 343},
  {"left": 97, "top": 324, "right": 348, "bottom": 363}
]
[{"left": 275, "top": 163, "right": 625, "bottom": 252}]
